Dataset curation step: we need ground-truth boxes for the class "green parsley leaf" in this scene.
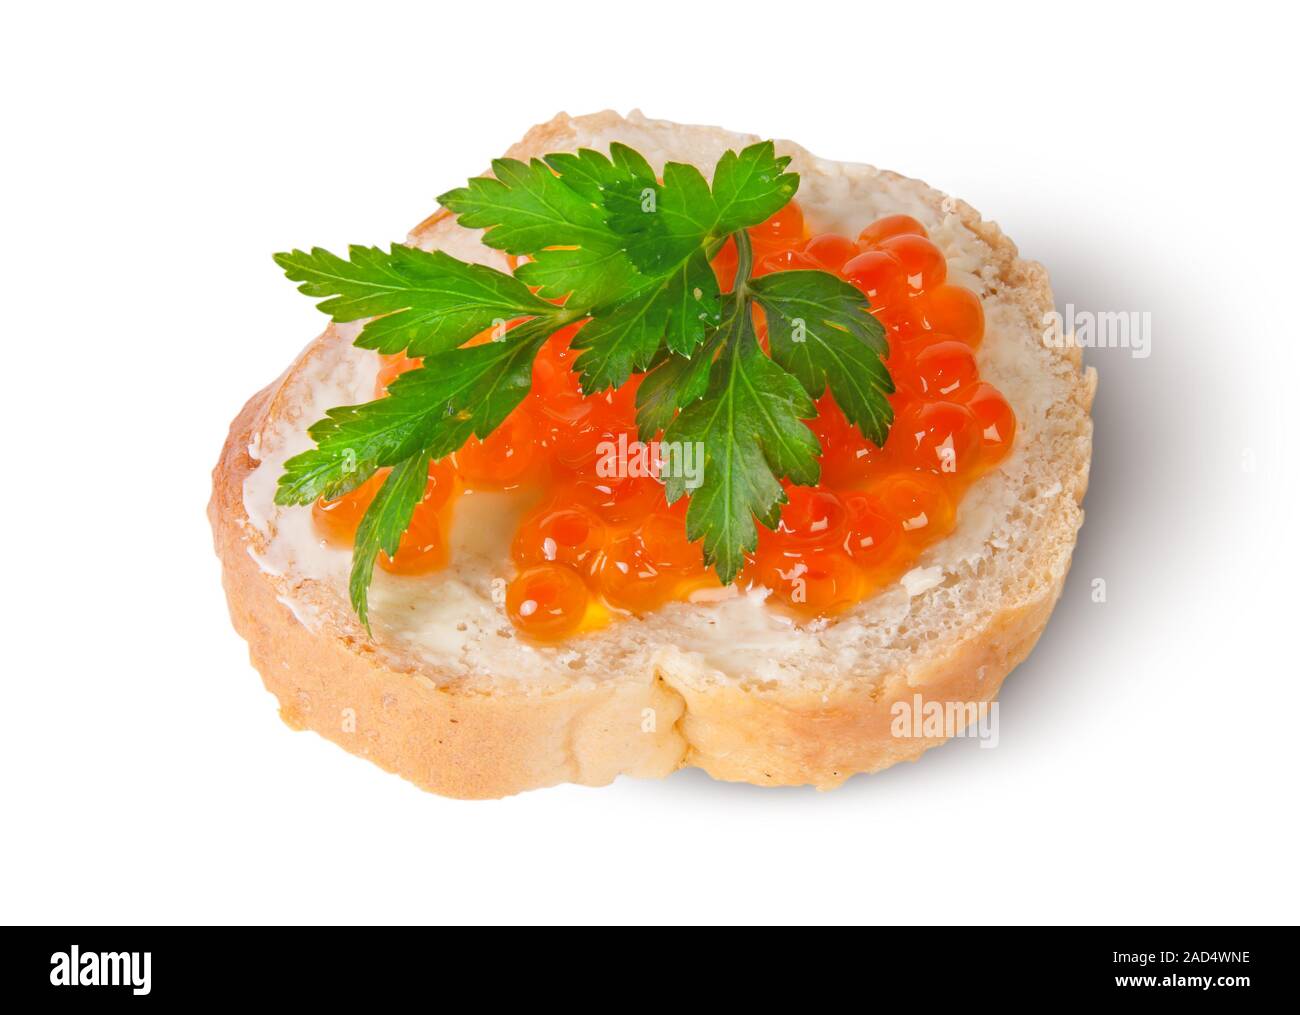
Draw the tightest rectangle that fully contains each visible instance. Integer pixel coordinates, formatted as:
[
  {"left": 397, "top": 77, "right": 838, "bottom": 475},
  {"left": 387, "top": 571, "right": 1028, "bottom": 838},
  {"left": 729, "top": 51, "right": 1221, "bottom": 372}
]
[
  {"left": 711, "top": 141, "right": 799, "bottom": 233},
  {"left": 660, "top": 249, "right": 723, "bottom": 356},
  {"left": 605, "top": 161, "right": 717, "bottom": 274},
  {"left": 275, "top": 315, "right": 565, "bottom": 505},
  {"left": 273, "top": 245, "right": 558, "bottom": 357},
  {"left": 438, "top": 157, "right": 615, "bottom": 255},
  {"left": 751, "top": 269, "right": 894, "bottom": 445},
  {"left": 634, "top": 327, "right": 727, "bottom": 440},
  {"left": 662, "top": 292, "right": 820, "bottom": 584},
  {"left": 569, "top": 249, "right": 721, "bottom": 391},
  {"left": 603, "top": 141, "right": 798, "bottom": 269},
  {"left": 606, "top": 141, "right": 657, "bottom": 184},
  {"left": 514, "top": 245, "right": 638, "bottom": 307},
  {"left": 569, "top": 284, "right": 669, "bottom": 392},
  {"left": 540, "top": 142, "right": 652, "bottom": 203},
  {"left": 349, "top": 449, "right": 432, "bottom": 632},
  {"left": 441, "top": 150, "right": 647, "bottom": 313}
]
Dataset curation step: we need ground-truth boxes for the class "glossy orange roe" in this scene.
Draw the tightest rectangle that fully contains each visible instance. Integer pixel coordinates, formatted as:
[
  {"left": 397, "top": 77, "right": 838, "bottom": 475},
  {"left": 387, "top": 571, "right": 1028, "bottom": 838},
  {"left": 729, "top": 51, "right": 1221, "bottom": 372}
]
[
  {"left": 506, "top": 563, "right": 589, "bottom": 639},
  {"left": 312, "top": 456, "right": 456, "bottom": 575},
  {"left": 311, "top": 203, "right": 1016, "bottom": 640}
]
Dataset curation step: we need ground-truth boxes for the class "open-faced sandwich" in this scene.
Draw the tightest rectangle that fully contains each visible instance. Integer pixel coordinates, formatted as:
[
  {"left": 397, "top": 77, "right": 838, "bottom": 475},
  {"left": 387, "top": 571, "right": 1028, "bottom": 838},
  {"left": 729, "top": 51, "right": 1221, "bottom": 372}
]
[{"left": 210, "top": 111, "right": 1094, "bottom": 798}]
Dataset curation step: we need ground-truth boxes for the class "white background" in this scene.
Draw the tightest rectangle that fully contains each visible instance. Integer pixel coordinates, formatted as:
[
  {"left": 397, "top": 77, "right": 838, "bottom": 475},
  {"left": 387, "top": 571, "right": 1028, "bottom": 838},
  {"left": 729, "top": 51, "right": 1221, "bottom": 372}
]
[{"left": 2, "top": 1, "right": 1297, "bottom": 925}]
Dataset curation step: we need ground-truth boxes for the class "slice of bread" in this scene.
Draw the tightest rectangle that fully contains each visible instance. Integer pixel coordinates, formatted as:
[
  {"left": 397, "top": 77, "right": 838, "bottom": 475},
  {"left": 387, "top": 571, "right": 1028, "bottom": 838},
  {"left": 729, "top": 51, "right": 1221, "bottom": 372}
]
[{"left": 210, "top": 110, "right": 1095, "bottom": 798}]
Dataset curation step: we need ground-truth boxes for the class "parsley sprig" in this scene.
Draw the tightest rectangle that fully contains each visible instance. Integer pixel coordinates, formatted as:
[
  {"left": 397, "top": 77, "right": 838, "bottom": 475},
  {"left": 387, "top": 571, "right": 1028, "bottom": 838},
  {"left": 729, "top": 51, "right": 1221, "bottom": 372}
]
[{"left": 273, "top": 141, "right": 894, "bottom": 628}]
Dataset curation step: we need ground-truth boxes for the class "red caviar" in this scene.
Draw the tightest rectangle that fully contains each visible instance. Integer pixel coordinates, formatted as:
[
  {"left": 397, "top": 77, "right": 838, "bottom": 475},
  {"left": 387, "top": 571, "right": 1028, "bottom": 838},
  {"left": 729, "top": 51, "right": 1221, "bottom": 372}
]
[
  {"left": 756, "top": 548, "right": 863, "bottom": 615},
  {"left": 511, "top": 501, "right": 607, "bottom": 573},
  {"left": 917, "top": 283, "right": 985, "bottom": 347},
  {"left": 749, "top": 202, "right": 806, "bottom": 259},
  {"left": 901, "top": 337, "right": 979, "bottom": 398},
  {"left": 506, "top": 564, "right": 588, "bottom": 639},
  {"left": 858, "top": 214, "right": 927, "bottom": 247},
  {"left": 841, "top": 491, "right": 902, "bottom": 571},
  {"left": 312, "top": 471, "right": 389, "bottom": 546},
  {"left": 957, "top": 382, "right": 1017, "bottom": 466},
  {"left": 312, "top": 456, "right": 457, "bottom": 574},
  {"left": 803, "top": 233, "right": 858, "bottom": 273},
  {"left": 454, "top": 413, "right": 541, "bottom": 489},
  {"left": 879, "top": 233, "right": 947, "bottom": 293},
  {"left": 311, "top": 204, "right": 1017, "bottom": 640},
  {"left": 374, "top": 352, "right": 422, "bottom": 396},
  {"left": 598, "top": 511, "right": 710, "bottom": 613},
  {"left": 892, "top": 400, "right": 983, "bottom": 478}
]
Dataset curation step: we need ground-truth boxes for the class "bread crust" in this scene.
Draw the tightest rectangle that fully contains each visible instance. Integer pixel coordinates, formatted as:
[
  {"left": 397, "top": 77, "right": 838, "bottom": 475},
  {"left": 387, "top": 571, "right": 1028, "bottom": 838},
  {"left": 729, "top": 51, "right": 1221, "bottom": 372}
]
[{"left": 210, "top": 111, "right": 1094, "bottom": 798}]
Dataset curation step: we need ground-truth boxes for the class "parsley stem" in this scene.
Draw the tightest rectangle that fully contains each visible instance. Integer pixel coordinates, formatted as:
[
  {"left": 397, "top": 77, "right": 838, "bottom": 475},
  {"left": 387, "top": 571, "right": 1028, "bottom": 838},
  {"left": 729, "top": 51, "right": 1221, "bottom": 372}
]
[{"left": 731, "top": 230, "right": 754, "bottom": 297}]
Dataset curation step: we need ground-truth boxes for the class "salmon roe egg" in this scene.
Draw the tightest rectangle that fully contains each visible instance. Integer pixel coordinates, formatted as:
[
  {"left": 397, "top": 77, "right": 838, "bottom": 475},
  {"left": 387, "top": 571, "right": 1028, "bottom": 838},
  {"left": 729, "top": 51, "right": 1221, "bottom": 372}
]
[
  {"left": 454, "top": 410, "right": 541, "bottom": 489},
  {"left": 598, "top": 511, "right": 705, "bottom": 613},
  {"left": 842, "top": 249, "right": 907, "bottom": 315},
  {"left": 711, "top": 237, "right": 740, "bottom": 291},
  {"left": 840, "top": 491, "right": 902, "bottom": 571},
  {"left": 377, "top": 498, "right": 448, "bottom": 575},
  {"left": 755, "top": 248, "right": 820, "bottom": 276},
  {"left": 600, "top": 530, "right": 691, "bottom": 610},
  {"left": 809, "top": 395, "right": 893, "bottom": 488},
  {"left": 803, "top": 233, "right": 859, "bottom": 273},
  {"left": 312, "top": 458, "right": 454, "bottom": 551},
  {"left": 511, "top": 502, "right": 607, "bottom": 572},
  {"left": 858, "top": 214, "right": 928, "bottom": 247},
  {"left": 530, "top": 325, "right": 595, "bottom": 429},
  {"left": 748, "top": 202, "right": 806, "bottom": 257},
  {"left": 312, "top": 470, "right": 388, "bottom": 546},
  {"left": 901, "top": 338, "right": 979, "bottom": 398},
  {"left": 551, "top": 421, "right": 636, "bottom": 476},
  {"left": 506, "top": 564, "right": 589, "bottom": 639},
  {"left": 878, "top": 234, "right": 947, "bottom": 293},
  {"left": 957, "top": 382, "right": 1017, "bottom": 464},
  {"left": 312, "top": 459, "right": 455, "bottom": 575},
  {"left": 892, "top": 400, "right": 984, "bottom": 477},
  {"left": 419, "top": 457, "right": 457, "bottom": 512},
  {"left": 598, "top": 538, "right": 667, "bottom": 612},
  {"left": 771, "top": 487, "right": 850, "bottom": 553},
  {"left": 918, "top": 284, "right": 985, "bottom": 347},
  {"left": 591, "top": 374, "right": 640, "bottom": 427},
  {"left": 869, "top": 472, "right": 956, "bottom": 544},
  {"left": 638, "top": 511, "right": 706, "bottom": 573},
  {"left": 712, "top": 204, "right": 807, "bottom": 288},
  {"left": 757, "top": 548, "right": 863, "bottom": 615},
  {"left": 568, "top": 474, "right": 667, "bottom": 525}
]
